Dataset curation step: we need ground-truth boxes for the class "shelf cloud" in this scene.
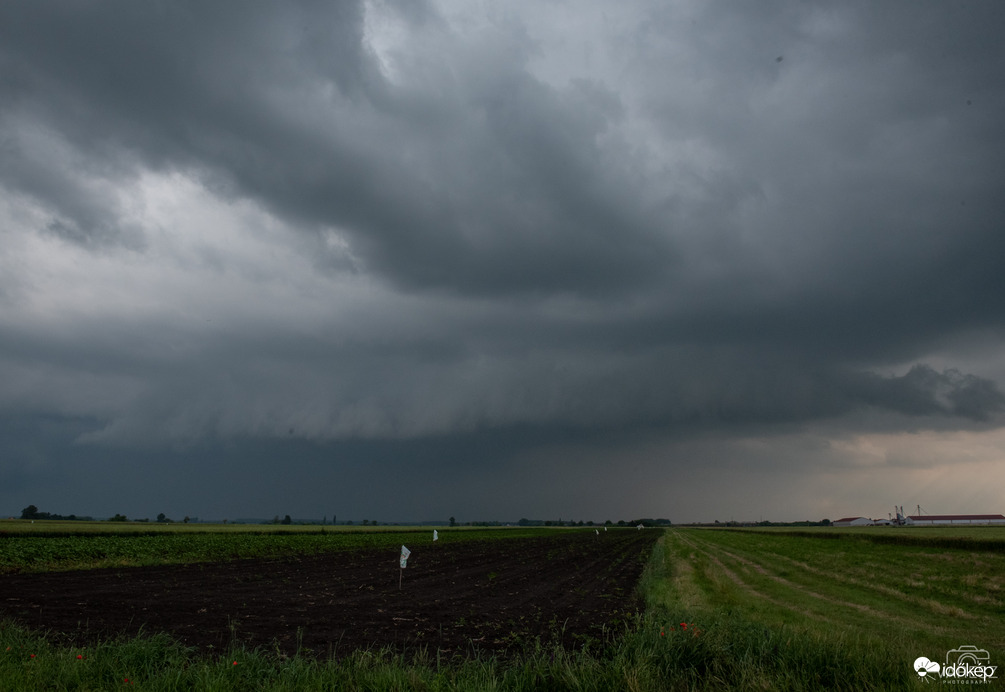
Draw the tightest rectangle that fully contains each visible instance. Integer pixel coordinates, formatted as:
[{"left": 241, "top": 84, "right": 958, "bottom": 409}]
[{"left": 2, "top": 0, "right": 1003, "bottom": 522}]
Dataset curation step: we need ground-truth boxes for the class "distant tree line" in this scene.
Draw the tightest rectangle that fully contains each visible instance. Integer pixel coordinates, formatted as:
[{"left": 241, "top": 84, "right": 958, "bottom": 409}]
[
  {"left": 517, "top": 518, "right": 672, "bottom": 527},
  {"left": 684, "top": 519, "right": 832, "bottom": 527},
  {"left": 16, "top": 506, "right": 678, "bottom": 528},
  {"left": 156, "top": 513, "right": 187, "bottom": 523},
  {"left": 19, "top": 505, "right": 94, "bottom": 521},
  {"left": 19, "top": 506, "right": 199, "bottom": 523}
]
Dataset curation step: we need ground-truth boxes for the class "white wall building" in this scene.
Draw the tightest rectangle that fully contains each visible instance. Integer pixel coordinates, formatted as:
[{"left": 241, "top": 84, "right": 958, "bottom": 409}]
[{"left": 833, "top": 516, "right": 872, "bottom": 527}]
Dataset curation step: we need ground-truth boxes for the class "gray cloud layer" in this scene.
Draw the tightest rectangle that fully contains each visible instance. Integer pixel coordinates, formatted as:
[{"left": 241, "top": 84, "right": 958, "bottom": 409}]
[{"left": 1, "top": 1, "right": 1004, "bottom": 519}]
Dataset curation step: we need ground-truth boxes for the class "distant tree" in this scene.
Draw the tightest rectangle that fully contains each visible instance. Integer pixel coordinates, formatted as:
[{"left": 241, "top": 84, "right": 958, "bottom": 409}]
[
  {"left": 282, "top": 515, "right": 292, "bottom": 525},
  {"left": 20, "top": 505, "right": 39, "bottom": 520},
  {"left": 362, "top": 519, "right": 369, "bottom": 526},
  {"left": 449, "top": 516, "right": 456, "bottom": 527},
  {"left": 108, "top": 513, "right": 128, "bottom": 522},
  {"left": 273, "top": 516, "right": 280, "bottom": 524},
  {"left": 157, "top": 513, "right": 168, "bottom": 523},
  {"left": 183, "top": 516, "right": 190, "bottom": 524}
]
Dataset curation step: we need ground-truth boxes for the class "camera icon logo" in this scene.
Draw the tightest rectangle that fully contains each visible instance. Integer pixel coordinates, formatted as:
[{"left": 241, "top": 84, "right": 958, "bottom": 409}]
[
  {"left": 941, "top": 645, "right": 997, "bottom": 683},
  {"left": 946, "top": 645, "right": 990, "bottom": 666}
]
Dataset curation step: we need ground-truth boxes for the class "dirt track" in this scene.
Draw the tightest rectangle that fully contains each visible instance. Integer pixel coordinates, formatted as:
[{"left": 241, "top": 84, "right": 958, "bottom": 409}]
[{"left": 0, "top": 531, "right": 659, "bottom": 658}]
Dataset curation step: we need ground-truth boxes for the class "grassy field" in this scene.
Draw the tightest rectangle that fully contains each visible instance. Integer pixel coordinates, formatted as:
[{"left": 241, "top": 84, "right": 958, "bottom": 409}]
[
  {"left": 2, "top": 526, "right": 1003, "bottom": 689},
  {"left": 646, "top": 527, "right": 1005, "bottom": 688}
]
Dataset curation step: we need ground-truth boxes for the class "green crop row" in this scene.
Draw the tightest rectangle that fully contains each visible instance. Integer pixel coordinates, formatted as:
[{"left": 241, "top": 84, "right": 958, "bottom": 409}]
[{"left": 0, "top": 527, "right": 558, "bottom": 574}]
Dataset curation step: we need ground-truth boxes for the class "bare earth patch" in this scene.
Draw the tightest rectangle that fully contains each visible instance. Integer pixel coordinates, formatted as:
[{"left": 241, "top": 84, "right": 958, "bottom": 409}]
[{"left": 0, "top": 531, "right": 658, "bottom": 659}]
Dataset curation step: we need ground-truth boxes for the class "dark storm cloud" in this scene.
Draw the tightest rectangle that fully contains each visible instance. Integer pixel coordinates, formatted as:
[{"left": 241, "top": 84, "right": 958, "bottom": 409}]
[
  {"left": 0, "top": 0, "right": 668, "bottom": 296},
  {"left": 1, "top": 0, "right": 1005, "bottom": 523},
  {"left": 857, "top": 365, "right": 1005, "bottom": 422},
  {"left": 625, "top": 2, "right": 1005, "bottom": 339},
  {"left": 3, "top": 1, "right": 1003, "bottom": 308},
  {"left": 0, "top": 2, "right": 374, "bottom": 246}
]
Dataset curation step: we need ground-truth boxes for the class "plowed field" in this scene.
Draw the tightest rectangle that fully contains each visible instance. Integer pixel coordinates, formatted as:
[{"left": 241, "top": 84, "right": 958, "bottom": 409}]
[{"left": 0, "top": 530, "right": 658, "bottom": 658}]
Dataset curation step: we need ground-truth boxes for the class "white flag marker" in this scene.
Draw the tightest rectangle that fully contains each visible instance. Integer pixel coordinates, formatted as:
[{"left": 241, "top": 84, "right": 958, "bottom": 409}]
[
  {"left": 433, "top": 529, "right": 438, "bottom": 541},
  {"left": 398, "top": 544, "right": 411, "bottom": 589}
]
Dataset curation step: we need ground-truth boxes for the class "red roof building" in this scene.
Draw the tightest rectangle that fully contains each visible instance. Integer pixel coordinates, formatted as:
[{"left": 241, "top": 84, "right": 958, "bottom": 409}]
[{"left": 908, "top": 514, "right": 1005, "bottom": 525}]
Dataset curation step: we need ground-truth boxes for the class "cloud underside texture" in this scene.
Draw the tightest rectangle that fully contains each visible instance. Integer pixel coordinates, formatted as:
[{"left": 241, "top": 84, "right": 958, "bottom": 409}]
[{"left": 1, "top": 0, "right": 1004, "bottom": 447}]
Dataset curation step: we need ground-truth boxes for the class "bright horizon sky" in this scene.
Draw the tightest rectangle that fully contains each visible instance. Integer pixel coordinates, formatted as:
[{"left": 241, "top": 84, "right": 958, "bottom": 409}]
[{"left": 2, "top": 1, "right": 1004, "bottom": 524}]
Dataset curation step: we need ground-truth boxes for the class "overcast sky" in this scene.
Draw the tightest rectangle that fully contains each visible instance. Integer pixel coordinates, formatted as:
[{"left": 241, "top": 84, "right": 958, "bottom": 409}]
[{"left": 2, "top": 0, "right": 1004, "bottom": 524}]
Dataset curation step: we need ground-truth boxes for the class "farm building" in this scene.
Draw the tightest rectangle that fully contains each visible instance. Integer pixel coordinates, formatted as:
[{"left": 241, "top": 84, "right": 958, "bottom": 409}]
[
  {"left": 833, "top": 517, "right": 872, "bottom": 527},
  {"left": 907, "top": 514, "right": 1005, "bottom": 526}
]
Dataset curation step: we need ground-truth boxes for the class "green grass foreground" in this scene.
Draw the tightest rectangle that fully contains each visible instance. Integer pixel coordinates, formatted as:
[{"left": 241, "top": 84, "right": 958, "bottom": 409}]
[{"left": 4, "top": 527, "right": 1002, "bottom": 690}]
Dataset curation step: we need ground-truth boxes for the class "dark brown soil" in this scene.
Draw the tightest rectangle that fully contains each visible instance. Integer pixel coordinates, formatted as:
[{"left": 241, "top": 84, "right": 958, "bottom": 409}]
[{"left": 0, "top": 530, "right": 658, "bottom": 659}]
